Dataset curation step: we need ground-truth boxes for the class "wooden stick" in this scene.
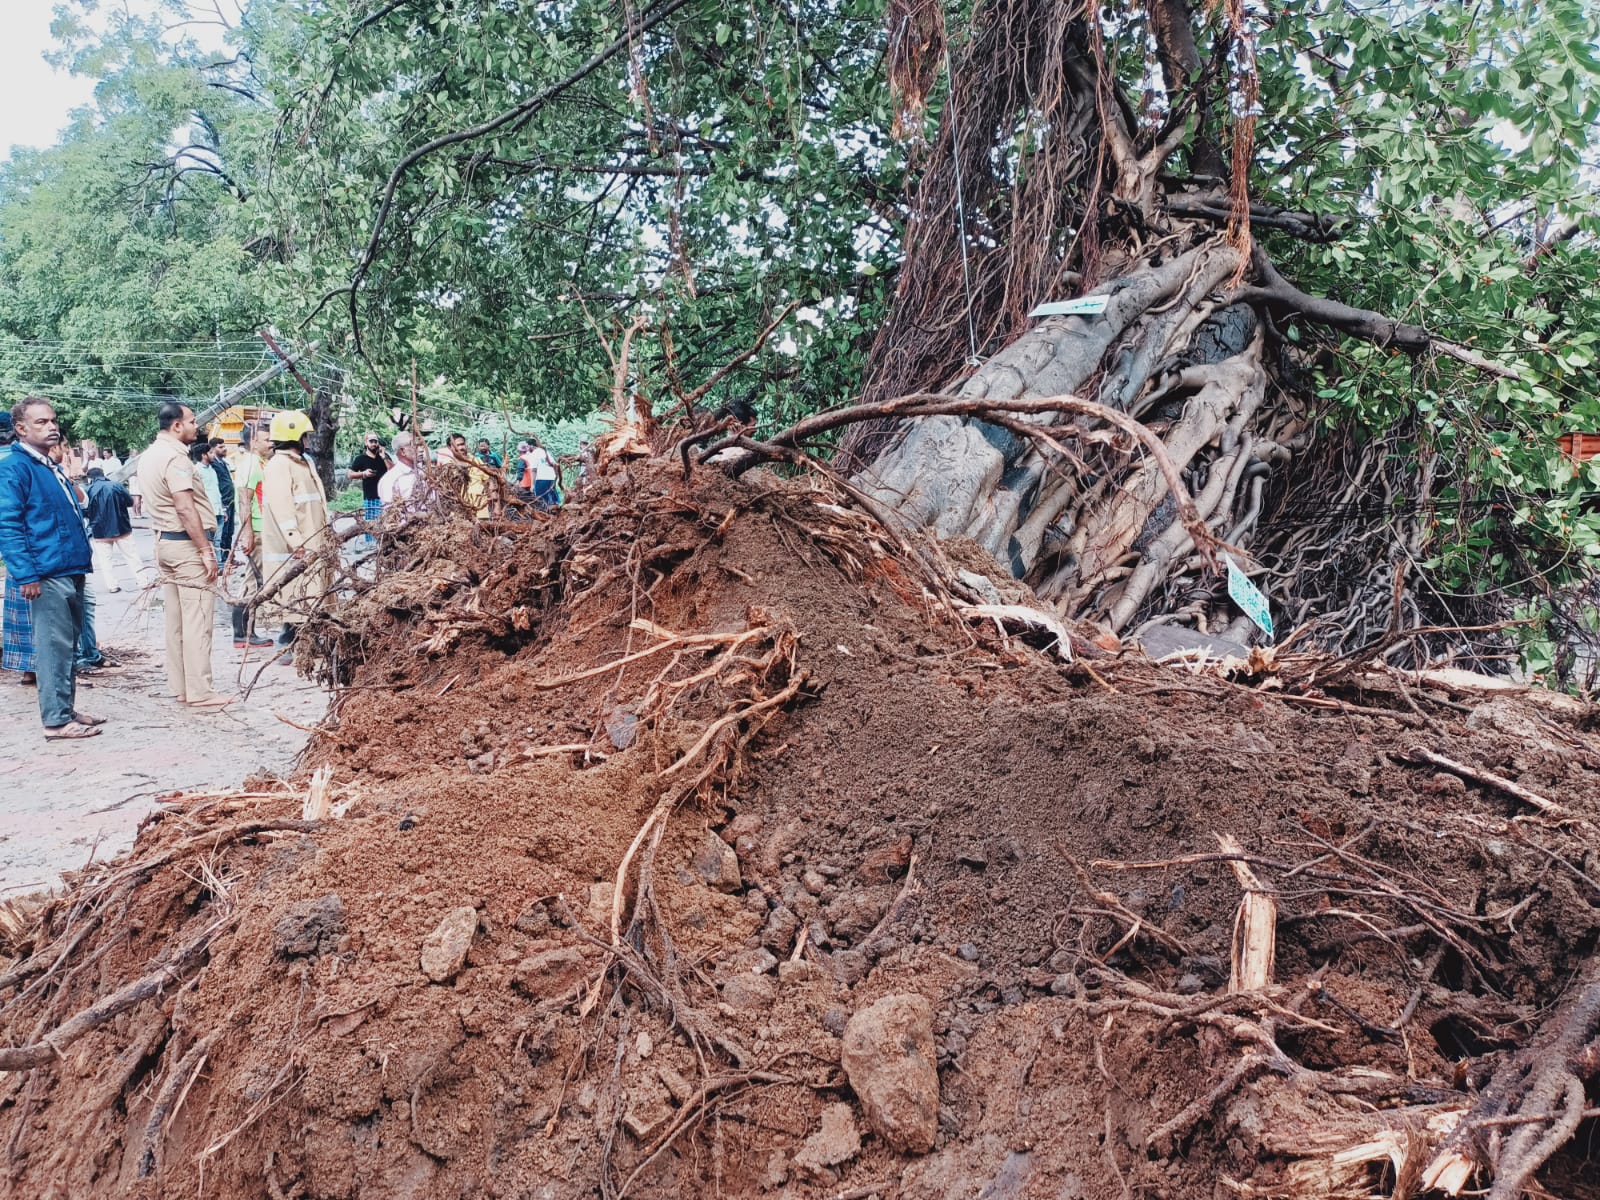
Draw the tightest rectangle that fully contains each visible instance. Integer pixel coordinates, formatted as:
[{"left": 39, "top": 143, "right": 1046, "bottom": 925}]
[
  {"left": 1404, "top": 748, "right": 1569, "bottom": 818},
  {"left": 1219, "top": 834, "right": 1276, "bottom": 993}
]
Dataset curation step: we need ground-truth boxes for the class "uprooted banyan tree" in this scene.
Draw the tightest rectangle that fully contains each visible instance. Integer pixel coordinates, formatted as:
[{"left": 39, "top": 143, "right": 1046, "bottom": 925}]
[
  {"left": 2, "top": 445, "right": 1600, "bottom": 1199},
  {"left": 4, "top": 2, "right": 1600, "bottom": 1198},
  {"left": 816, "top": 0, "right": 1538, "bottom": 662}
]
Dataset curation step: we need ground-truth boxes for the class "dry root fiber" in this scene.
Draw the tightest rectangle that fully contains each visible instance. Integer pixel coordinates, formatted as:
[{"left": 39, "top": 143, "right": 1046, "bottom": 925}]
[{"left": 1, "top": 455, "right": 1599, "bottom": 1200}]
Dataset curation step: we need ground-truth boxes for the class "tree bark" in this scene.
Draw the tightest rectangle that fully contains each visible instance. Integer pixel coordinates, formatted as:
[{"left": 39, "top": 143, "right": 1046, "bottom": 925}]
[
  {"left": 307, "top": 369, "right": 342, "bottom": 499},
  {"left": 848, "top": 0, "right": 1490, "bottom": 653},
  {"left": 856, "top": 240, "right": 1275, "bottom": 633}
]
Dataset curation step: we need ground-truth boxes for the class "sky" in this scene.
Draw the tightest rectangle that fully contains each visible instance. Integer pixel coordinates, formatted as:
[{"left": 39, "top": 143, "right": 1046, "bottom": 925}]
[{"left": 0, "top": 2, "right": 98, "bottom": 159}]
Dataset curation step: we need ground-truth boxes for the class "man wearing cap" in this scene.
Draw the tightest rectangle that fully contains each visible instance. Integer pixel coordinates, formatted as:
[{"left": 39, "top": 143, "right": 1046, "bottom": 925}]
[
  {"left": 138, "top": 401, "right": 231, "bottom": 710},
  {"left": 0, "top": 399, "right": 104, "bottom": 738},
  {"left": 261, "top": 410, "right": 330, "bottom": 657}
]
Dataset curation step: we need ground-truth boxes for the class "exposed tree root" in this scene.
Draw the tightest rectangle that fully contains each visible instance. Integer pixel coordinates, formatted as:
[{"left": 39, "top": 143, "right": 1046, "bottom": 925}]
[
  {"left": 1423, "top": 956, "right": 1600, "bottom": 1199},
  {"left": 0, "top": 915, "right": 229, "bottom": 1072}
]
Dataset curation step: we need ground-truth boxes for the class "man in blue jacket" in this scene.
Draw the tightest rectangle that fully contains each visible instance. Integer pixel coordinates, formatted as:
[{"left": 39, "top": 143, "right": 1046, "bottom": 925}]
[{"left": 0, "top": 398, "right": 104, "bottom": 739}]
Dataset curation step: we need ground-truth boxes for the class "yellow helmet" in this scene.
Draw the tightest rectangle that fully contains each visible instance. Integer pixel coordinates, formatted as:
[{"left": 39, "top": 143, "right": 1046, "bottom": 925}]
[{"left": 269, "top": 410, "right": 314, "bottom": 442}]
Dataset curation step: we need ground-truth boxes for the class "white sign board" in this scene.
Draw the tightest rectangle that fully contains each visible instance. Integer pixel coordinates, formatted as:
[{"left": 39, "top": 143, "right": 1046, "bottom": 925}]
[
  {"left": 1225, "top": 555, "right": 1274, "bottom": 641},
  {"left": 1029, "top": 295, "right": 1110, "bottom": 319}
]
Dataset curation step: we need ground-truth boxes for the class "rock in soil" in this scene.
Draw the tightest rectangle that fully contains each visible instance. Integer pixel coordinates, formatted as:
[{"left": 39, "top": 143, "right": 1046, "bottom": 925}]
[
  {"left": 841, "top": 993, "right": 940, "bottom": 1154},
  {"left": 692, "top": 829, "right": 743, "bottom": 892},
  {"left": 419, "top": 905, "right": 479, "bottom": 983},
  {"left": 511, "top": 945, "right": 589, "bottom": 998}
]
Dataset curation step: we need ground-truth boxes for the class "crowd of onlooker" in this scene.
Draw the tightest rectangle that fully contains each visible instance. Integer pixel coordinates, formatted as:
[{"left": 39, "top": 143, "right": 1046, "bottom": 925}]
[
  {"left": 0, "top": 400, "right": 337, "bottom": 741},
  {"left": 0, "top": 402, "right": 601, "bottom": 742},
  {"left": 348, "top": 428, "right": 592, "bottom": 520}
]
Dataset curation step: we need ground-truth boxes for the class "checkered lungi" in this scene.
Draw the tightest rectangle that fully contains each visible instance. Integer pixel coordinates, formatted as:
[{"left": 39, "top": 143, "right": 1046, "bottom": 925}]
[
  {"left": 363, "top": 498, "right": 382, "bottom": 522},
  {"left": 1, "top": 580, "right": 35, "bottom": 673}
]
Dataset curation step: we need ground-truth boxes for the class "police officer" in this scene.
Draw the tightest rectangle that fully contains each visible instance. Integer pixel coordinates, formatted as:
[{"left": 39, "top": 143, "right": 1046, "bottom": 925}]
[{"left": 137, "top": 402, "right": 232, "bottom": 709}]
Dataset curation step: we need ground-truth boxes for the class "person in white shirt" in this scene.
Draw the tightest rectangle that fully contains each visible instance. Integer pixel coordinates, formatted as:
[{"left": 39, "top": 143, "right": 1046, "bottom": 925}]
[
  {"left": 376, "top": 431, "right": 426, "bottom": 508},
  {"left": 519, "top": 435, "right": 561, "bottom": 508}
]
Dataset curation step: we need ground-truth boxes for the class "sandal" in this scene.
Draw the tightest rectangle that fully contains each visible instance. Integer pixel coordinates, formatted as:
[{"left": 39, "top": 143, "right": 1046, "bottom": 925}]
[
  {"left": 71, "top": 712, "right": 107, "bottom": 727},
  {"left": 187, "top": 696, "right": 236, "bottom": 710},
  {"left": 44, "top": 721, "right": 101, "bottom": 740}
]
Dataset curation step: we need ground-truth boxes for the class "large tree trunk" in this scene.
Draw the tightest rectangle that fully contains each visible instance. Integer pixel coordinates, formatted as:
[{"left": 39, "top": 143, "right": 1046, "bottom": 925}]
[
  {"left": 858, "top": 242, "right": 1289, "bottom": 640},
  {"left": 847, "top": 0, "right": 1445, "bottom": 653}
]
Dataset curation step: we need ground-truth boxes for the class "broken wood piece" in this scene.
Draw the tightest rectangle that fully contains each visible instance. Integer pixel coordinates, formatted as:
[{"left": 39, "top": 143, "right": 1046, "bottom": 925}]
[
  {"left": 1218, "top": 834, "right": 1276, "bottom": 993},
  {"left": 522, "top": 743, "right": 601, "bottom": 760},
  {"left": 300, "top": 765, "right": 334, "bottom": 821},
  {"left": 628, "top": 617, "right": 678, "bottom": 640},
  {"left": 1274, "top": 1104, "right": 1466, "bottom": 1200},
  {"left": 1419, "top": 1149, "right": 1475, "bottom": 1196},
  {"left": 957, "top": 603, "right": 1073, "bottom": 660},
  {"left": 1404, "top": 748, "right": 1568, "bottom": 819}
]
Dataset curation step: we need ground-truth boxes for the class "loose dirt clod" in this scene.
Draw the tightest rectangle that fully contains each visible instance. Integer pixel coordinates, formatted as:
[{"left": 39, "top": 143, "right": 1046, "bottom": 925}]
[
  {"left": 842, "top": 994, "right": 940, "bottom": 1154},
  {"left": 273, "top": 894, "right": 345, "bottom": 958},
  {"left": 2, "top": 458, "right": 1599, "bottom": 1199},
  {"left": 793, "top": 1102, "right": 862, "bottom": 1178},
  {"left": 419, "top": 905, "right": 478, "bottom": 982}
]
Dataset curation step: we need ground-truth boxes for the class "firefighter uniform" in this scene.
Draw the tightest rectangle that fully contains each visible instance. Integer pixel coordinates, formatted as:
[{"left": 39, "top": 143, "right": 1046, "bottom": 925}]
[{"left": 259, "top": 414, "right": 331, "bottom": 631}]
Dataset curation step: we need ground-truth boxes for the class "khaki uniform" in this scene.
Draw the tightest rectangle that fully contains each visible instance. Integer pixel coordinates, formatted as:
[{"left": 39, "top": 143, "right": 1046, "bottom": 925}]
[
  {"left": 137, "top": 433, "right": 219, "bottom": 702},
  {"left": 260, "top": 450, "right": 330, "bottom": 627},
  {"left": 229, "top": 452, "right": 268, "bottom": 642}
]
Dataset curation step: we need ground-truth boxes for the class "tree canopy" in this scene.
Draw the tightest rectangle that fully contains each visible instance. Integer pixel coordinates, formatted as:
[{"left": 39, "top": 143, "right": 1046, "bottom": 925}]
[{"left": 5, "top": 0, "right": 1600, "bottom": 667}]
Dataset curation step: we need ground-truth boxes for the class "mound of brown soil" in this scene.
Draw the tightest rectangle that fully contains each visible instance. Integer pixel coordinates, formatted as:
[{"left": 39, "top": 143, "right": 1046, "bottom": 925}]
[{"left": 3, "top": 460, "right": 1599, "bottom": 1200}]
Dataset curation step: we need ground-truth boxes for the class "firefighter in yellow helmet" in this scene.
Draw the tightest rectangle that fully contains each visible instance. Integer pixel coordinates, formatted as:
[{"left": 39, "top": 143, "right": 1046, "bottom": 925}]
[{"left": 259, "top": 410, "right": 330, "bottom": 659}]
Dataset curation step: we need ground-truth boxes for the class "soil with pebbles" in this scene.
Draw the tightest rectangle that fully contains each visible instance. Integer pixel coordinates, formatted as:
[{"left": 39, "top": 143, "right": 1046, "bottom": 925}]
[{"left": 2, "top": 461, "right": 1599, "bottom": 1199}]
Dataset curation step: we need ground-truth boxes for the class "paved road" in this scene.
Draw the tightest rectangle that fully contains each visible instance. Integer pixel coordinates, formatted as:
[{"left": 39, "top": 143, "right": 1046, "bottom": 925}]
[{"left": 0, "top": 524, "right": 326, "bottom": 894}]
